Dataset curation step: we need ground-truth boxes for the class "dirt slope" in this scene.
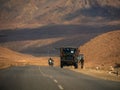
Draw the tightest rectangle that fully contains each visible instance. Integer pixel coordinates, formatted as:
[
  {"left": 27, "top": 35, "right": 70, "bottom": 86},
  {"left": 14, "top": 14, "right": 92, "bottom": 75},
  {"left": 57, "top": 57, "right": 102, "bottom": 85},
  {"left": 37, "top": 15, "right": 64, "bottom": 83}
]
[
  {"left": 0, "top": 46, "right": 32, "bottom": 68},
  {"left": 0, "top": 46, "right": 60, "bottom": 69},
  {"left": 80, "top": 30, "right": 120, "bottom": 69}
]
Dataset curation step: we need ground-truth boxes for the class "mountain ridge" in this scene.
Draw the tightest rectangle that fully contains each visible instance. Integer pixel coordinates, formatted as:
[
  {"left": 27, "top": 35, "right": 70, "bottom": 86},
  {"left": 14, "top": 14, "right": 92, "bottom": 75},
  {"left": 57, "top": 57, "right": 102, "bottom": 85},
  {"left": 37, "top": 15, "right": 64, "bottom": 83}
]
[{"left": 0, "top": 0, "right": 120, "bottom": 29}]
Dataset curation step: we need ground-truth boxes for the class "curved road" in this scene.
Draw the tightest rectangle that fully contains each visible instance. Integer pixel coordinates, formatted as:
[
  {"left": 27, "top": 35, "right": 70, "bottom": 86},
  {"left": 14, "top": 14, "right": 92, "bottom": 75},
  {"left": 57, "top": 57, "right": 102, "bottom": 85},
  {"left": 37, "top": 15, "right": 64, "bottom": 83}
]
[{"left": 0, "top": 66, "right": 120, "bottom": 90}]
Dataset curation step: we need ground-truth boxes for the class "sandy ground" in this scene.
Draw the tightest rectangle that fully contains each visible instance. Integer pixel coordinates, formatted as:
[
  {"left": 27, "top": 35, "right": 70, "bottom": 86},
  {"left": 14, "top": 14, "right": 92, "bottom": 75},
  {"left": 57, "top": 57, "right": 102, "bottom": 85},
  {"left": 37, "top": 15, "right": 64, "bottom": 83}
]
[{"left": 69, "top": 66, "right": 120, "bottom": 82}]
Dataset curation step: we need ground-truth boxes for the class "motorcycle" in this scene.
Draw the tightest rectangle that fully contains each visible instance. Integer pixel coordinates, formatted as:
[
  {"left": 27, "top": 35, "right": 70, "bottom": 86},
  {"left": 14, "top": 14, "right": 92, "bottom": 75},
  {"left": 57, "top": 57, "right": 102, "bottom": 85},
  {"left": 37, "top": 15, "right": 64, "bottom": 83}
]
[{"left": 48, "top": 58, "right": 54, "bottom": 66}]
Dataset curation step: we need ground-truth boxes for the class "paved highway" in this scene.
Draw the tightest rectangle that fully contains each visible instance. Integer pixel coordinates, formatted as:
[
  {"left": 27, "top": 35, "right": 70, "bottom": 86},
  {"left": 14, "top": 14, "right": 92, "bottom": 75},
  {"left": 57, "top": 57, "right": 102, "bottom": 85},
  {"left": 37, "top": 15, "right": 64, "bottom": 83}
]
[{"left": 0, "top": 66, "right": 120, "bottom": 90}]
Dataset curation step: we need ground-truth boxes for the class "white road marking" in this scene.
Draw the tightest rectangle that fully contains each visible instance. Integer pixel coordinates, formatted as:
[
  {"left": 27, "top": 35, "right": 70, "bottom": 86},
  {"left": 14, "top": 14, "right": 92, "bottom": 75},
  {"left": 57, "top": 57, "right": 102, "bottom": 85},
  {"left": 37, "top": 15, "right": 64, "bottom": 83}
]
[
  {"left": 39, "top": 66, "right": 64, "bottom": 90},
  {"left": 54, "top": 79, "right": 58, "bottom": 83},
  {"left": 58, "top": 85, "right": 64, "bottom": 90},
  {"left": 39, "top": 66, "right": 53, "bottom": 78},
  {"left": 39, "top": 67, "right": 44, "bottom": 76}
]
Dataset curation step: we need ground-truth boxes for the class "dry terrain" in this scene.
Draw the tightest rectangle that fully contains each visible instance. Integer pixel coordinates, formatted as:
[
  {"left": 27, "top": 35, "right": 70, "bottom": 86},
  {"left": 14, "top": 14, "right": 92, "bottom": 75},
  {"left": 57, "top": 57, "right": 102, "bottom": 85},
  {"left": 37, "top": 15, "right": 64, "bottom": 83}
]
[
  {"left": 0, "top": 46, "right": 60, "bottom": 69},
  {"left": 70, "top": 67, "right": 120, "bottom": 82},
  {"left": 80, "top": 30, "right": 120, "bottom": 70},
  {"left": 77, "top": 30, "right": 120, "bottom": 81}
]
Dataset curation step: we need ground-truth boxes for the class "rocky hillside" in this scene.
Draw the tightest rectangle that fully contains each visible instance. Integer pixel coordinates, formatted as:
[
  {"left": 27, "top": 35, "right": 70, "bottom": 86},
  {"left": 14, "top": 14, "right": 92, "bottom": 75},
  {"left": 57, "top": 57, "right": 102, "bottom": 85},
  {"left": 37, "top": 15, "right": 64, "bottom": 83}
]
[
  {"left": 0, "top": 0, "right": 120, "bottom": 29},
  {"left": 80, "top": 30, "right": 120, "bottom": 69}
]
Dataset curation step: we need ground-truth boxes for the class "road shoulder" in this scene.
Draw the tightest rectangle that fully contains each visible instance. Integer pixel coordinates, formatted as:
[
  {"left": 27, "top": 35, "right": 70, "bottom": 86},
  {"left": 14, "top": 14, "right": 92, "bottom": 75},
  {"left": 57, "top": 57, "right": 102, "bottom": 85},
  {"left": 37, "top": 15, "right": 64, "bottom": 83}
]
[{"left": 68, "top": 67, "right": 120, "bottom": 82}]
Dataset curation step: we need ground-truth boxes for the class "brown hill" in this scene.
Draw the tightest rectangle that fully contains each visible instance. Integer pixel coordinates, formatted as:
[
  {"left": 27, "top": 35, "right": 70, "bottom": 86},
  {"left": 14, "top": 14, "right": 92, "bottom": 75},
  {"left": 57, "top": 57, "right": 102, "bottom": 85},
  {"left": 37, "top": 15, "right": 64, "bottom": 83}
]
[
  {"left": 0, "top": 46, "right": 60, "bottom": 69},
  {"left": 80, "top": 30, "right": 120, "bottom": 69},
  {"left": 0, "top": 0, "right": 120, "bottom": 29},
  {"left": 0, "top": 46, "right": 31, "bottom": 61},
  {"left": 0, "top": 46, "right": 33, "bottom": 68}
]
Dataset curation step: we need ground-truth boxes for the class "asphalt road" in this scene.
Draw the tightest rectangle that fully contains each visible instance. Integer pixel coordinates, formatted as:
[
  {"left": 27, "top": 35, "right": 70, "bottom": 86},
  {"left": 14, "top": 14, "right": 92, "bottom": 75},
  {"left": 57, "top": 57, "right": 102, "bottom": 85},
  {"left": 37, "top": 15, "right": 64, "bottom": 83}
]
[{"left": 0, "top": 66, "right": 120, "bottom": 90}]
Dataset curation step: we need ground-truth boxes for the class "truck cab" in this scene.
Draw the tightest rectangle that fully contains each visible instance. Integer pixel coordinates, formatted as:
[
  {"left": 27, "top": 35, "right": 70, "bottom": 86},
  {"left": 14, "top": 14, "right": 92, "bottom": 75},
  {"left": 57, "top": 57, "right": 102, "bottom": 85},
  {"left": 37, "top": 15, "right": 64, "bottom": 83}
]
[{"left": 60, "top": 47, "right": 79, "bottom": 69}]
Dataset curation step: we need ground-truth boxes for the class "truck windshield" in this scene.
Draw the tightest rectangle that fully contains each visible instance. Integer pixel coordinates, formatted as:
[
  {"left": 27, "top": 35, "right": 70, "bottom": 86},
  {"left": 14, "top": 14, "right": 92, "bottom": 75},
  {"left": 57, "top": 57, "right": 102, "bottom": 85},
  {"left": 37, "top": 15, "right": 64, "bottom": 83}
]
[{"left": 63, "top": 48, "right": 76, "bottom": 54}]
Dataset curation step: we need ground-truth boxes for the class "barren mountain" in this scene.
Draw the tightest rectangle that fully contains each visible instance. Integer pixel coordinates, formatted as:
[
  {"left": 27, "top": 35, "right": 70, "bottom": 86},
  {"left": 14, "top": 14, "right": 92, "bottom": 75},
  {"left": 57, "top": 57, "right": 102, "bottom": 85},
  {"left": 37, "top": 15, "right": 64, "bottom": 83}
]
[
  {"left": 80, "top": 30, "right": 120, "bottom": 69},
  {"left": 0, "top": 0, "right": 120, "bottom": 29}
]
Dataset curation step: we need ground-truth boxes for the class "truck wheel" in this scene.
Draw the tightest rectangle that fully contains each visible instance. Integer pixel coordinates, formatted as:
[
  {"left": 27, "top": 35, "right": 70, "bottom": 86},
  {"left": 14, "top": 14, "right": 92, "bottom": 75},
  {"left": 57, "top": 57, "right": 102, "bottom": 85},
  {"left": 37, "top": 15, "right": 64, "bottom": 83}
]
[
  {"left": 61, "top": 64, "right": 63, "bottom": 68},
  {"left": 74, "top": 63, "right": 78, "bottom": 69},
  {"left": 60, "top": 61, "right": 64, "bottom": 68}
]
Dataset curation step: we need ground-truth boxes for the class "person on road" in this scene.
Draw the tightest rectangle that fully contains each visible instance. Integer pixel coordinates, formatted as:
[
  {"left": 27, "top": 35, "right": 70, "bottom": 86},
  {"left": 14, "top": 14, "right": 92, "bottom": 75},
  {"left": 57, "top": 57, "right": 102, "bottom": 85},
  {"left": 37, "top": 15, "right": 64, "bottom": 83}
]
[
  {"left": 78, "top": 54, "right": 84, "bottom": 69},
  {"left": 80, "top": 56, "right": 84, "bottom": 69}
]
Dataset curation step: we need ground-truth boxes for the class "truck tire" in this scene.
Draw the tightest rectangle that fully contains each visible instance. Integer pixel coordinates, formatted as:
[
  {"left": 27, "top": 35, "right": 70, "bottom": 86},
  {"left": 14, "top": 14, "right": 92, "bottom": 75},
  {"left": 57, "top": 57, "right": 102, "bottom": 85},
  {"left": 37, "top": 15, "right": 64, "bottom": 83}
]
[
  {"left": 60, "top": 61, "right": 63, "bottom": 68},
  {"left": 74, "top": 63, "right": 78, "bottom": 69},
  {"left": 61, "top": 64, "right": 63, "bottom": 68}
]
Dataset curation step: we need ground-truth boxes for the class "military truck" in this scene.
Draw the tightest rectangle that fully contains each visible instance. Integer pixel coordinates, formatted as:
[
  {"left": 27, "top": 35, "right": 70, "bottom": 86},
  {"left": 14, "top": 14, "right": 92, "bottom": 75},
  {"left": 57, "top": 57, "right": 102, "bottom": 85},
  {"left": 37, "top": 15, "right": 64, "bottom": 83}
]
[{"left": 59, "top": 47, "right": 79, "bottom": 69}]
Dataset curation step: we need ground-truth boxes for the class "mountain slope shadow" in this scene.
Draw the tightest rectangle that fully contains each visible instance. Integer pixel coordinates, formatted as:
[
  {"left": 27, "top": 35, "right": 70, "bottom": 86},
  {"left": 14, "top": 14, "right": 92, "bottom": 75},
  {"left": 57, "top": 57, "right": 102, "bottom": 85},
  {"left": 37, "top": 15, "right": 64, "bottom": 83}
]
[
  {"left": 64, "top": 5, "right": 120, "bottom": 21},
  {"left": 0, "top": 24, "right": 119, "bottom": 56},
  {"left": 0, "top": 24, "right": 120, "bottom": 43}
]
